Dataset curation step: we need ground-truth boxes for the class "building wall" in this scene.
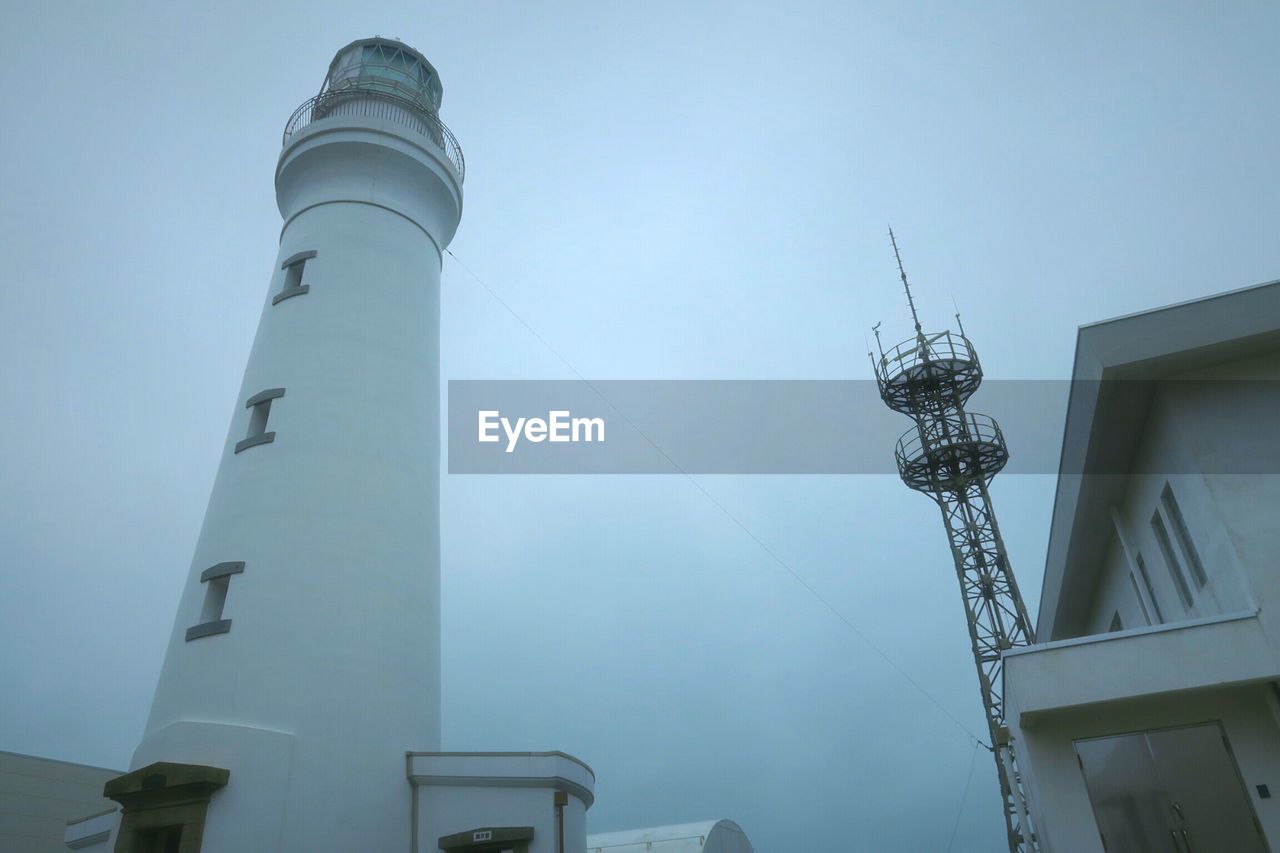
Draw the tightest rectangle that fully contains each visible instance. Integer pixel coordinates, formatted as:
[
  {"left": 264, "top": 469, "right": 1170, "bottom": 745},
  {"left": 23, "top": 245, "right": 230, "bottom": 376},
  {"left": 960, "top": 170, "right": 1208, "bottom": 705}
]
[
  {"left": 1010, "top": 683, "right": 1280, "bottom": 853},
  {"left": 1081, "top": 536, "right": 1148, "bottom": 635},
  {"left": 1179, "top": 351, "right": 1280, "bottom": 645},
  {"left": 0, "top": 751, "right": 118, "bottom": 853},
  {"left": 408, "top": 753, "right": 594, "bottom": 853},
  {"left": 1012, "top": 347, "right": 1280, "bottom": 851},
  {"left": 415, "top": 785, "right": 588, "bottom": 853},
  {"left": 1076, "top": 351, "right": 1278, "bottom": 636}
]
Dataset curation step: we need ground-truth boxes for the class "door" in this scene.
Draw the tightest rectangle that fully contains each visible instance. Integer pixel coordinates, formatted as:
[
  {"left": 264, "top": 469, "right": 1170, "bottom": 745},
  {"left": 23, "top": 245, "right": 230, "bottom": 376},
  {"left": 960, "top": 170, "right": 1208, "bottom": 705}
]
[{"left": 1075, "top": 723, "right": 1268, "bottom": 852}]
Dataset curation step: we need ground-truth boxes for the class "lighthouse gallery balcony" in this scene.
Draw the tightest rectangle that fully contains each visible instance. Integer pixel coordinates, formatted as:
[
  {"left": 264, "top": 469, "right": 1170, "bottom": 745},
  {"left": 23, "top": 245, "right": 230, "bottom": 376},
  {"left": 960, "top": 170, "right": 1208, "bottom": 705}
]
[{"left": 283, "top": 89, "right": 465, "bottom": 184}]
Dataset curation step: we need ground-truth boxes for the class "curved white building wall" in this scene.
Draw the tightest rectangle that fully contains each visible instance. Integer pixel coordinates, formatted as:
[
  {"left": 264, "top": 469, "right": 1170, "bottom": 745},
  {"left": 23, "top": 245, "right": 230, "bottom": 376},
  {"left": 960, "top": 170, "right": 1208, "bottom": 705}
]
[
  {"left": 588, "top": 820, "right": 756, "bottom": 853},
  {"left": 126, "top": 73, "right": 462, "bottom": 852}
]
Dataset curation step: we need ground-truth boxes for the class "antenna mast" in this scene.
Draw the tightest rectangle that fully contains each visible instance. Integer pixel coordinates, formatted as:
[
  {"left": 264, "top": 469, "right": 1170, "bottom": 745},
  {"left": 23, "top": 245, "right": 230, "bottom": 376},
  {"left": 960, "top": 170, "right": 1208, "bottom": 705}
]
[
  {"left": 870, "top": 233, "right": 1039, "bottom": 852},
  {"left": 888, "top": 227, "right": 922, "bottom": 335}
]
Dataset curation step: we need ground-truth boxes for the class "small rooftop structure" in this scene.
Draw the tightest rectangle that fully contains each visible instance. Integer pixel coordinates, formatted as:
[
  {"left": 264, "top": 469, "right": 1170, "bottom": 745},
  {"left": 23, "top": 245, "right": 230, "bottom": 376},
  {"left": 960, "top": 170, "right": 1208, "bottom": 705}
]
[{"left": 587, "top": 820, "right": 755, "bottom": 853}]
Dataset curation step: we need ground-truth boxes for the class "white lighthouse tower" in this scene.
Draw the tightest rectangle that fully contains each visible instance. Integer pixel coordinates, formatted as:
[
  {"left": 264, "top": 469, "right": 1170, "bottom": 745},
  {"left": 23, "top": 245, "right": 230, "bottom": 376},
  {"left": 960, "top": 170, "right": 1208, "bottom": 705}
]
[{"left": 105, "top": 38, "right": 464, "bottom": 852}]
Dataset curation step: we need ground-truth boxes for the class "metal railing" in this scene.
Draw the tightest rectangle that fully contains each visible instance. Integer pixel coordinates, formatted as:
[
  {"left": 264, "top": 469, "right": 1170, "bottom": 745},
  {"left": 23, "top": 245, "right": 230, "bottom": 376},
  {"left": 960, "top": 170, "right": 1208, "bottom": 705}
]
[
  {"left": 874, "top": 329, "right": 984, "bottom": 414},
  {"left": 874, "top": 329, "right": 978, "bottom": 386},
  {"left": 895, "top": 412, "right": 1009, "bottom": 490},
  {"left": 283, "top": 89, "right": 465, "bottom": 183}
]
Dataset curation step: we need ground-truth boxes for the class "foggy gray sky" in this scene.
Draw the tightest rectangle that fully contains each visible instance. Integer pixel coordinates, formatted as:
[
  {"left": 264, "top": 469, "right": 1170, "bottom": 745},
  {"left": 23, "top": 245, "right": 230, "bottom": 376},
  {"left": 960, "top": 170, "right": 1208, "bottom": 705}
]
[{"left": 3, "top": 1, "right": 1279, "bottom": 850}]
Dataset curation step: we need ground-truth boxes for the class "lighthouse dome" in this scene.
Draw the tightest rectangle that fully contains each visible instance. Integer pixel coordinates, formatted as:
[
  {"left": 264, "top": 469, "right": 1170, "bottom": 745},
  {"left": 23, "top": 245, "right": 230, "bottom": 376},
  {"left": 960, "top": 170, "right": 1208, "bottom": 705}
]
[{"left": 322, "top": 37, "right": 443, "bottom": 112}]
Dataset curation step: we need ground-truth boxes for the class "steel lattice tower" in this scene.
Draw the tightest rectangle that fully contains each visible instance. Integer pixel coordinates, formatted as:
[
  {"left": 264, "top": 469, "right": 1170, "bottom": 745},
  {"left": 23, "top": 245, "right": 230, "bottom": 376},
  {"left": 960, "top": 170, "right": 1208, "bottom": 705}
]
[{"left": 871, "top": 230, "right": 1039, "bottom": 852}]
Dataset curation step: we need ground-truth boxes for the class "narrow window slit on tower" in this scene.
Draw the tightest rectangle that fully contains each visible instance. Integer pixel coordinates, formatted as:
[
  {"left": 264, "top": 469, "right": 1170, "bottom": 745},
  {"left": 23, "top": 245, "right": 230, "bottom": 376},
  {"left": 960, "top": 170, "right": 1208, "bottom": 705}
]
[
  {"left": 272, "top": 250, "right": 316, "bottom": 305},
  {"left": 185, "top": 561, "right": 244, "bottom": 641},
  {"left": 235, "top": 388, "right": 285, "bottom": 453}
]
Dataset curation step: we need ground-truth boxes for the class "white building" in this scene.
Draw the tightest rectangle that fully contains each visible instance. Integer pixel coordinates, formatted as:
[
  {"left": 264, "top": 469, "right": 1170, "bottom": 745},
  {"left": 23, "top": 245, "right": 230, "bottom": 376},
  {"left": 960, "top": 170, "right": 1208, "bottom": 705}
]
[
  {"left": 55, "top": 37, "right": 754, "bottom": 853},
  {"left": 587, "top": 820, "right": 754, "bottom": 853},
  {"left": 0, "top": 751, "right": 117, "bottom": 852},
  {"left": 1005, "top": 279, "right": 1280, "bottom": 852},
  {"left": 92, "top": 37, "right": 466, "bottom": 853}
]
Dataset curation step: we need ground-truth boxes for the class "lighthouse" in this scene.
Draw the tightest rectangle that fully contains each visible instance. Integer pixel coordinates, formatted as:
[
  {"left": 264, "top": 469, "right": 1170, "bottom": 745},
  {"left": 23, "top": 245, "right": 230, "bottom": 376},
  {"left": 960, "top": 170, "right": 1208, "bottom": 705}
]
[{"left": 105, "top": 38, "right": 464, "bottom": 852}]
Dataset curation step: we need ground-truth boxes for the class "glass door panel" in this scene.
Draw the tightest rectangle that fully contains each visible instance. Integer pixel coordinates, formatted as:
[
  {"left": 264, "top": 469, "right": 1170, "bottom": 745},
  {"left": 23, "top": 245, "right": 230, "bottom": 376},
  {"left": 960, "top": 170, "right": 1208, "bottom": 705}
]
[{"left": 1076, "top": 723, "right": 1268, "bottom": 853}]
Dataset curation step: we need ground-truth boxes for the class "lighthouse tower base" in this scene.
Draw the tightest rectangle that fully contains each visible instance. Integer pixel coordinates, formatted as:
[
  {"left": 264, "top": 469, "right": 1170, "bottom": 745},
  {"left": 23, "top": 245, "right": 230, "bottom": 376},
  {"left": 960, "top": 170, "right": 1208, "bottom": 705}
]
[{"left": 70, "top": 749, "right": 596, "bottom": 853}]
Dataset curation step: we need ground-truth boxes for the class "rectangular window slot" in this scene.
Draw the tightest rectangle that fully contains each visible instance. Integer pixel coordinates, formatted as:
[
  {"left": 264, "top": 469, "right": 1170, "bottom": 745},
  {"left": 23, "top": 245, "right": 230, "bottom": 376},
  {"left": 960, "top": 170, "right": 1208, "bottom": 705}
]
[
  {"left": 1135, "top": 552, "right": 1163, "bottom": 622},
  {"left": 1152, "top": 511, "right": 1193, "bottom": 610},
  {"left": 1128, "top": 572, "right": 1152, "bottom": 625},
  {"left": 1161, "top": 484, "right": 1208, "bottom": 588},
  {"left": 273, "top": 250, "right": 316, "bottom": 305},
  {"left": 199, "top": 575, "right": 229, "bottom": 624},
  {"left": 186, "top": 561, "right": 244, "bottom": 641},
  {"left": 235, "top": 388, "right": 285, "bottom": 453}
]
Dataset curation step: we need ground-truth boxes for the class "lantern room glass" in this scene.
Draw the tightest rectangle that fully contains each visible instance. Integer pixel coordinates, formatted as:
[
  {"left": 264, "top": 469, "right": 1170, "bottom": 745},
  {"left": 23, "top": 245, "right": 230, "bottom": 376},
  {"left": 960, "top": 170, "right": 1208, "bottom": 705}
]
[{"left": 322, "top": 39, "right": 443, "bottom": 112}]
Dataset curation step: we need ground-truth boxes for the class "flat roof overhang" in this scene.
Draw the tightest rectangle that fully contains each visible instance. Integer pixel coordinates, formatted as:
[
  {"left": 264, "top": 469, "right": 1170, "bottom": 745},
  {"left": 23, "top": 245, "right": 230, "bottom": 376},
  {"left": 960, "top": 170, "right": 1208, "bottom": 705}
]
[{"left": 1007, "top": 610, "right": 1276, "bottom": 723}]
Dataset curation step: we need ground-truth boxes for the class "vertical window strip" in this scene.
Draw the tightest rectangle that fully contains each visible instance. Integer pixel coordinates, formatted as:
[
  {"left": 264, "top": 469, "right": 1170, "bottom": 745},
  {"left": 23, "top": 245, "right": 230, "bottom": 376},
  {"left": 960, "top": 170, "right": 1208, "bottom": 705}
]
[
  {"left": 1135, "top": 553, "right": 1163, "bottom": 623},
  {"left": 1161, "top": 484, "right": 1208, "bottom": 588},
  {"left": 1128, "top": 572, "right": 1152, "bottom": 625},
  {"left": 200, "top": 576, "right": 229, "bottom": 624},
  {"left": 1110, "top": 507, "right": 1163, "bottom": 625},
  {"left": 1152, "top": 512, "right": 1193, "bottom": 610},
  {"left": 248, "top": 399, "right": 271, "bottom": 436}
]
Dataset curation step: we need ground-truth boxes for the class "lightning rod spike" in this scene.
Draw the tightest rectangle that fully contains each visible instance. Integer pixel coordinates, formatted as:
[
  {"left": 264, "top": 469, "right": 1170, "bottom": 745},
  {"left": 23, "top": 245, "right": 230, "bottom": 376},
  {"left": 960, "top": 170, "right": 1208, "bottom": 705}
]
[
  {"left": 888, "top": 226, "right": 922, "bottom": 335},
  {"left": 952, "top": 294, "right": 967, "bottom": 336}
]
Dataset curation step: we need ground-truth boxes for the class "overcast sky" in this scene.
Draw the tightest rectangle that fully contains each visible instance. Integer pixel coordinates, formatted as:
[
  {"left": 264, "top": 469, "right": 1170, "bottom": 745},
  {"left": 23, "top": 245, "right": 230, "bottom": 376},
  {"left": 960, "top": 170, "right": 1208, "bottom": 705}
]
[{"left": 3, "top": 1, "right": 1279, "bottom": 850}]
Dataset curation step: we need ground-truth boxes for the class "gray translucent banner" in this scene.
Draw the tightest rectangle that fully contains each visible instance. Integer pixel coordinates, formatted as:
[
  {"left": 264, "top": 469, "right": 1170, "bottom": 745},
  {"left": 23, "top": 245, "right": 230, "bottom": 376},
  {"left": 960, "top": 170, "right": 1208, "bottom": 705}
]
[{"left": 446, "top": 380, "right": 1280, "bottom": 475}]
